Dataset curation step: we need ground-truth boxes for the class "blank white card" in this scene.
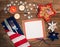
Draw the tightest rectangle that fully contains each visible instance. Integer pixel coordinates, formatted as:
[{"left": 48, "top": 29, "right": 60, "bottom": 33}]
[{"left": 24, "top": 20, "right": 44, "bottom": 39}]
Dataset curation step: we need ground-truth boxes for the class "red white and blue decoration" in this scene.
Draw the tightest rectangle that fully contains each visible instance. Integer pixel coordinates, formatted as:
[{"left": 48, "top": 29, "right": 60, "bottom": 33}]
[
  {"left": 48, "top": 31, "right": 59, "bottom": 41},
  {"left": 48, "top": 21, "right": 57, "bottom": 32},
  {"left": 5, "top": 30, "right": 31, "bottom": 47},
  {"left": 48, "top": 21, "right": 59, "bottom": 41},
  {"left": 2, "top": 0, "right": 59, "bottom": 46},
  {"left": 1, "top": 16, "right": 23, "bottom": 35},
  {"left": 37, "top": 3, "right": 56, "bottom": 22}
]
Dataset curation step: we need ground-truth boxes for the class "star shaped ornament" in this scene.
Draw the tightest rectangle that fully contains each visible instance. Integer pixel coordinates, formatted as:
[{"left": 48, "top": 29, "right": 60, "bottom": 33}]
[
  {"left": 48, "top": 21, "right": 57, "bottom": 32},
  {"left": 9, "top": 6, "right": 17, "bottom": 14},
  {"left": 48, "top": 32, "right": 59, "bottom": 41},
  {"left": 37, "top": 3, "right": 56, "bottom": 22}
]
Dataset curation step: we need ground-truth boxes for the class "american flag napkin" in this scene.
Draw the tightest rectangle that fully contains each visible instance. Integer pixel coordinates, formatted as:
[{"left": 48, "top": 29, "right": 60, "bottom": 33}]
[{"left": 5, "top": 30, "right": 31, "bottom": 47}]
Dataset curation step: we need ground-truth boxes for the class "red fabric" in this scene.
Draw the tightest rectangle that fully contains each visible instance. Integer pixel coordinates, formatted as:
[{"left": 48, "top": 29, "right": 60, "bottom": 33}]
[
  {"left": 14, "top": 38, "right": 27, "bottom": 47},
  {"left": 10, "top": 33, "right": 21, "bottom": 40},
  {"left": 5, "top": 30, "right": 31, "bottom": 47},
  {"left": 28, "top": 46, "right": 31, "bottom": 47}
]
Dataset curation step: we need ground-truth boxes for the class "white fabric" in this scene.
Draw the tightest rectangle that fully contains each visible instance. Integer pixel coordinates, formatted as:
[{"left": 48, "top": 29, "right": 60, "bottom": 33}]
[
  {"left": 7, "top": 31, "right": 15, "bottom": 36},
  {"left": 18, "top": 42, "right": 30, "bottom": 47},
  {"left": 12, "top": 35, "right": 25, "bottom": 43}
]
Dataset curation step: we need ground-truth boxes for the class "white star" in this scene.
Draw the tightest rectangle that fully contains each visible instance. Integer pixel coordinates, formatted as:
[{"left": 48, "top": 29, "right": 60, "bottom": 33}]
[
  {"left": 9, "top": 4, "right": 11, "bottom": 6},
  {"left": 26, "top": 5, "right": 28, "bottom": 8},
  {"left": 29, "top": 3, "right": 32, "bottom": 6},
  {"left": 24, "top": 2, "right": 27, "bottom": 4},
  {"left": 30, "top": 8, "right": 33, "bottom": 10},
  {"left": 28, "top": 16, "right": 31, "bottom": 19},
  {"left": 4, "top": 7, "right": 7, "bottom": 10},
  {"left": 28, "top": 12, "right": 30, "bottom": 14},
  {"left": 48, "top": 21, "right": 57, "bottom": 32},
  {"left": 11, "top": 1, "right": 14, "bottom": 4},
  {"left": 31, "top": 15, "right": 33, "bottom": 17},
  {"left": 33, "top": 4, "right": 36, "bottom": 6},
  {"left": 13, "top": 3, "right": 16, "bottom": 6},
  {"left": 20, "top": 1, "right": 23, "bottom": 4},
  {"left": 37, "top": 6, "right": 38, "bottom": 8},
  {"left": 7, "top": 4, "right": 10, "bottom": 7},
  {"left": 5, "top": 11, "right": 8, "bottom": 13},
  {"left": 27, "top": 9, "right": 29, "bottom": 11},
  {"left": 15, "top": 1, "right": 18, "bottom": 3}
]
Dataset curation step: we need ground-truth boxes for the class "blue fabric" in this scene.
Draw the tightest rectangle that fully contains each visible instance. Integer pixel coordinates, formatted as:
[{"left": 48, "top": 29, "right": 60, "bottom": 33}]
[
  {"left": 1, "top": 16, "right": 24, "bottom": 35},
  {"left": 2, "top": 22, "right": 8, "bottom": 30}
]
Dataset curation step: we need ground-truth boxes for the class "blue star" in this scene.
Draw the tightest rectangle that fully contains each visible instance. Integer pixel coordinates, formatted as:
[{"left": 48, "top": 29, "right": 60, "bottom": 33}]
[{"left": 48, "top": 31, "right": 59, "bottom": 41}]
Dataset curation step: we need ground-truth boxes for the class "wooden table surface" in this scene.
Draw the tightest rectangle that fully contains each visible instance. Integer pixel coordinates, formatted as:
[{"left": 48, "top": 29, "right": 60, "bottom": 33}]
[{"left": 0, "top": 0, "right": 60, "bottom": 47}]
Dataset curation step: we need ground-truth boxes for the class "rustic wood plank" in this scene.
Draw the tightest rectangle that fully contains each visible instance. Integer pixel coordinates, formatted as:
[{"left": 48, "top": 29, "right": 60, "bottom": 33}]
[{"left": 0, "top": 0, "right": 60, "bottom": 47}]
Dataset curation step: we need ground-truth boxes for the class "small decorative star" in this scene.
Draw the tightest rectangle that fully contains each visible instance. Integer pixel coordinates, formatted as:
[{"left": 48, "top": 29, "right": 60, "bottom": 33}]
[
  {"left": 24, "top": 2, "right": 27, "bottom": 4},
  {"left": 5, "top": 11, "right": 8, "bottom": 13},
  {"left": 9, "top": 4, "right": 11, "bottom": 6},
  {"left": 28, "top": 16, "right": 31, "bottom": 19},
  {"left": 20, "top": 1, "right": 23, "bottom": 4},
  {"left": 29, "top": 3, "right": 32, "bottom": 6},
  {"left": 13, "top": 3, "right": 16, "bottom": 6},
  {"left": 30, "top": 8, "right": 33, "bottom": 10},
  {"left": 11, "top": 1, "right": 14, "bottom": 4},
  {"left": 3, "top": 1, "right": 38, "bottom": 18},
  {"left": 15, "top": 1, "right": 18, "bottom": 3},
  {"left": 48, "top": 32, "right": 59, "bottom": 41},
  {"left": 37, "top": 3, "right": 56, "bottom": 22},
  {"left": 7, "top": 4, "right": 10, "bottom": 7},
  {"left": 48, "top": 21, "right": 57, "bottom": 32},
  {"left": 33, "top": 4, "right": 36, "bottom": 6}
]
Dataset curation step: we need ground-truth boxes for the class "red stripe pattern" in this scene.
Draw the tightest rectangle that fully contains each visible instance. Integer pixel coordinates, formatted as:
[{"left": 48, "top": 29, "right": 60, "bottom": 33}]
[{"left": 5, "top": 30, "right": 31, "bottom": 47}]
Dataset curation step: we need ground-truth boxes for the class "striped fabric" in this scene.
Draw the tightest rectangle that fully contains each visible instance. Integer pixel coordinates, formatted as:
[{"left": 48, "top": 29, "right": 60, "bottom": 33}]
[{"left": 5, "top": 30, "right": 31, "bottom": 47}]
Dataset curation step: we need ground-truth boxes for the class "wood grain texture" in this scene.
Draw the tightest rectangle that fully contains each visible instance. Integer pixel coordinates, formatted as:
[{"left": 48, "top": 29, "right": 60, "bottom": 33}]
[{"left": 0, "top": 0, "right": 60, "bottom": 47}]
